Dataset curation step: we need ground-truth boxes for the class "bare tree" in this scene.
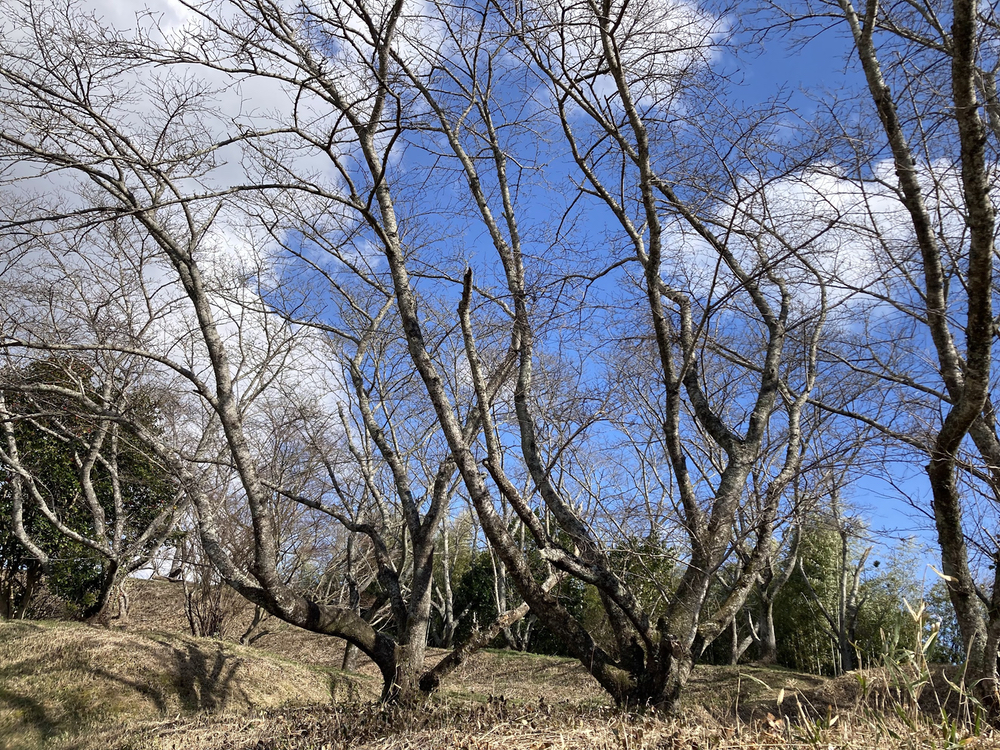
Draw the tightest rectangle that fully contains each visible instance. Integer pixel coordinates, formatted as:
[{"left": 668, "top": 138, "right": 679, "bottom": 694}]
[
  {"left": 467, "top": 0, "right": 836, "bottom": 706},
  {"left": 764, "top": 0, "right": 1000, "bottom": 710},
  {"left": 0, "top": 0, "right": 558, "bottom": 701},
  {"left": 132, "top": 0, "right": 849, "bottom": 710}
]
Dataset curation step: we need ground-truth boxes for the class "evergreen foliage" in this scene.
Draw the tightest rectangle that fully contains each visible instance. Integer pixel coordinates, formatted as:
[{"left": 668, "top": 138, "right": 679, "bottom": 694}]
[{"left": 0, "top": 359, "right": 176, "bottom": 617}]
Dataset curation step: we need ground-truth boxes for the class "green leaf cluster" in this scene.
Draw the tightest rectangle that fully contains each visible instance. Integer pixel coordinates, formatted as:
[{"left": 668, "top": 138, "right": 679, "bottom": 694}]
[{"left": 0, "top": 358, "right": 176, "bottom": 615}]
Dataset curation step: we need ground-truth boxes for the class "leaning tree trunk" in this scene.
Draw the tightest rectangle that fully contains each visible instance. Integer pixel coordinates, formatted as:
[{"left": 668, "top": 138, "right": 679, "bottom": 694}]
[{"left": 82, "top": 559, "right": 121, "bottom": 624}]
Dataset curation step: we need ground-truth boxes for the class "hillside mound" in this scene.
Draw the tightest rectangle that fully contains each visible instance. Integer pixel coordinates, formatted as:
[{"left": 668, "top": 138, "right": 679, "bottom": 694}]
[
  {"left": 9, "top": 579, "right": 986, "bottom": 749},
  {"left": 120, "top": 579, "right": 366, "bottom": 671},
  {"left": 0, "top": 620, "right": 371, "bottom": 750},
  {"left": 119, "top": 580, "right": 607, "bottom": 703}
]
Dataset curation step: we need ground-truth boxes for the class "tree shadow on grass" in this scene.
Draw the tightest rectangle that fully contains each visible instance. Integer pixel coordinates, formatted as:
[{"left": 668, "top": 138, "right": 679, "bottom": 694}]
[
  {"left": 0, "top": 628, "right": 66, "bottom": 745},
  {"left": 327, "top": 669, "right": 363, "bottom": 703},
  {"left": 0, "top": 628, "right": 250, "bottom": 747},
  {"left": 0, "top": 683, "right": 55, "bottom": 745},
  {"left": 0, "top": 631, "right": 168, "bottom": 746},
  {"left": 151, "top": 637, "right": 243, "bottom": 712}
]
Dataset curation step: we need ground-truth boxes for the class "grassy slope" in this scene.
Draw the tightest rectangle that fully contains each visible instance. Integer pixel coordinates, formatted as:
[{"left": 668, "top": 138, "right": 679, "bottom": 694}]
[
  {"left": 2, "top": 580, "right": 996, "bottom": 749},
  {"left": 0, "top": 620, "right": 369, "bottom": 750}
]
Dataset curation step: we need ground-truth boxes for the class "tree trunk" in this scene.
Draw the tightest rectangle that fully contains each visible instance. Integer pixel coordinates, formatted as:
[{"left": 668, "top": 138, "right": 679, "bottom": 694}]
[
  {"left": 729, "top": 617, "right": 740, "bottom": 665},
  {"left": 389, "top": 642, "right": 427, "bottom": 704},
  {"left": 116, "top": 579, "right": 130, "bottom": 623},
  {"left": 0, "top": 560, "right": 42, "bottom": 620},
  {"left": 240, "top": 605, "right": 270, "bottom": 646},
  {"left": 757, "top": 601, "right": 777, "bottom": 665},
  {"left": 438, "top": 520, "right": 457, "bottom": 649},
  {"left": 341, "top": 643, "right": 359, "bottom": 671},
  {"left": 929, "top": 456, "right": 1000, "bottom": 714},
  {"left": 621, "top": 625, "right": 691, "bottom": 711},
  {"left": 839, "top": 632, "right": 855, "bottom": 673},
  {"left": 83, "top": 560, "right": 120, "bottom": 624}
]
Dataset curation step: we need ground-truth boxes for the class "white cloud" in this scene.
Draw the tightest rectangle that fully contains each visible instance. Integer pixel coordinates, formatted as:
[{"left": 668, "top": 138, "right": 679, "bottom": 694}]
[
  {"left": 520, "top": 0, "right": 723, "bottom": 111},
  {"left": 0, "top": 0, "right": 357, "bottom": 457},
  {"left": 659, "top": 160, "right": 979, "bottom": 322}
]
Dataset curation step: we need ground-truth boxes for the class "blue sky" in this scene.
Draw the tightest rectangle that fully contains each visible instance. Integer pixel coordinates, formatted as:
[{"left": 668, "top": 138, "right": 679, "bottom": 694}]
[
  {"left": 20, "top": 0, "right": 970, "bottom": 589},
  {"left": 727, "top": 17, "right": 966, "bottom": 582}
]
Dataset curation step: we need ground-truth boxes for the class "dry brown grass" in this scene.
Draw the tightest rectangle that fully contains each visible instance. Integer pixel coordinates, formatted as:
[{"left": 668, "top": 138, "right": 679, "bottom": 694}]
[
  {"left": 121, "top": 580, "right": 366, "bottom": 673},
  {"left": 0, "top": 620, "right": 371, "bottom": 750},
  {"left": 120, "top": 695, "right": 999, "bottom": 749},
  {"left": 3, "top": 581, "right": 997, "bottom": 749}
]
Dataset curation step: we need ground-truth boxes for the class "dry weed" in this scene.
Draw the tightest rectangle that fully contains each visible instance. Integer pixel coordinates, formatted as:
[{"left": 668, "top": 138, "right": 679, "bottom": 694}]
[{"left": 5, "top": 583, "right": 998, "bottom": 750}]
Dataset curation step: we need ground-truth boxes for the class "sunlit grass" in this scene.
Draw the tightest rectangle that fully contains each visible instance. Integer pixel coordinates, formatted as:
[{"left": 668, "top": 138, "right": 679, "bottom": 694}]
[{"left": 2, "top": 584, "right": 997, "bottom": 749}]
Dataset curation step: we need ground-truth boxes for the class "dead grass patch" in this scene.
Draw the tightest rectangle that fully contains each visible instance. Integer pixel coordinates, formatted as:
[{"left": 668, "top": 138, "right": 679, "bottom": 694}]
[
  {"left": 0, "top": 620, "right": 372, "bottom": 750},
  {"left": 139, "top": 697, "right": 999, "bottom": 750},
  {"left": 7, "top": 582, "right": 997, "bottom": 749}
]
